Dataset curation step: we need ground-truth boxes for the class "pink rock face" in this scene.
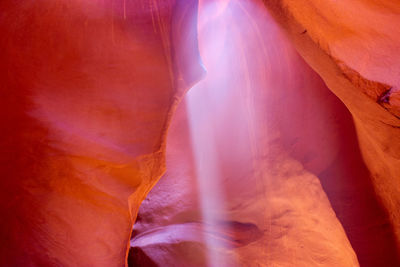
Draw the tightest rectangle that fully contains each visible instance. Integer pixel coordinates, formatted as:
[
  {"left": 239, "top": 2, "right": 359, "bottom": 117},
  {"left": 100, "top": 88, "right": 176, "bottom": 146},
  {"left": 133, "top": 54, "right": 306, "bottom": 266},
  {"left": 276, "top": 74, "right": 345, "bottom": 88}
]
[
  {"left": 1, "top": 0, "right": 399, "bottom": 266},
  {"left": 131, "top": 1, "right": 398, "bottom": 266},
  {"left": 262, "top": 0, "right": 400, "bottom": 264},
  {"left": 0, "top": 0, "right": 203, "bottom": 266}
]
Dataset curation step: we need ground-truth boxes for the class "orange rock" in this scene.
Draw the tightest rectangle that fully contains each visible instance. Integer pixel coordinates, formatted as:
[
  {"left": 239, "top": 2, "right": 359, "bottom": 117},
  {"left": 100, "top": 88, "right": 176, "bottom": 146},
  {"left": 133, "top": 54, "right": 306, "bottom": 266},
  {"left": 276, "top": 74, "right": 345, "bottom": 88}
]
[
  {"left": 1, "top": 0, "right": 399, "bottom": 265},
  {"left": 0, "top": 0, "right": 203, "bottom": 265},
  {"left": 130, "top": 1, "right": 380, "bottom": 266},
  {"left": 263, "top": 0, "right": 400, "bottom": 265}
]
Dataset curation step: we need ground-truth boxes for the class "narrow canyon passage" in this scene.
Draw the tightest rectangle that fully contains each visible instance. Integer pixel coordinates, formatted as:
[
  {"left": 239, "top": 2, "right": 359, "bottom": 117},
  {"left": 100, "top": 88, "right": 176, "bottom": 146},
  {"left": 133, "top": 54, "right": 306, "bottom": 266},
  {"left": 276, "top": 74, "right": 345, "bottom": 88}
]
[
  {"left": 130, "top": 0, "right": 399, "bottom": 266},
  {"left": 1, "top": 0, "right": 400, "bottom": 266}
]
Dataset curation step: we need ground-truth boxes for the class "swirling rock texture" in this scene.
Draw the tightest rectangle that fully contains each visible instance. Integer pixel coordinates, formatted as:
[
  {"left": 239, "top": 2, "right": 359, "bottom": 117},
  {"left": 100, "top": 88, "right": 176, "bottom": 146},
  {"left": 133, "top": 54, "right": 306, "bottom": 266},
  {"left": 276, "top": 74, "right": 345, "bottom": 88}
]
[
  {"left": 0, "top": 0, "right": 203, "bottom": 265},
  {"left": 1, "top": 0, "right": 399, "bottom": 266},
  {"left": 130, "top": 0, "right": 400, "bottom": 266},
  {"left": 262, "top": 0, "right": 400, "bottom": 265}
]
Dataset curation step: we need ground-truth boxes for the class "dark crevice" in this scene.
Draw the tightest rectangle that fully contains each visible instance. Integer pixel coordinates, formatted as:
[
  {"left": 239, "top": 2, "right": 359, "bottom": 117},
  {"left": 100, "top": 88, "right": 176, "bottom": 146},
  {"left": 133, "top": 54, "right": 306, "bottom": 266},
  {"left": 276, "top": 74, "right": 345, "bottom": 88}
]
[
  {"left": 317, "top": 132, "right": 400, "bottom": 267},
  {"left": 128, "top": 247, "right": 159, "bottom": 267},
  {"left": 378, "top": 87, "right": 392, "bottom": 104},
  {"left": 288, "top": 91, "right": 400, "bottom": 266}
]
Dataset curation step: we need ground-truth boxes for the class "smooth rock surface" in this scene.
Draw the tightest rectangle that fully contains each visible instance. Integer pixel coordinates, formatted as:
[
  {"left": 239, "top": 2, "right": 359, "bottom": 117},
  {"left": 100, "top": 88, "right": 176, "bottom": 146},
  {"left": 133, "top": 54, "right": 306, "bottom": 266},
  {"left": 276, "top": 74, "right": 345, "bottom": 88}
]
[
  {"left": 130, "top": 1, "right": 376, "bottom": 266},
  {"left": 0, "top": 0, "right": 202, "bottom": 265}
]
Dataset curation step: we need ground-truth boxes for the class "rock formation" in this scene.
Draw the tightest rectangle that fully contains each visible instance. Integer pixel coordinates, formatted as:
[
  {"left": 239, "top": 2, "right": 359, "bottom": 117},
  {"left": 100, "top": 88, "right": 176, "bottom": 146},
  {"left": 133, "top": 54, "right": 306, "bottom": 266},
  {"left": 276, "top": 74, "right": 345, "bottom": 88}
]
[
  {"left": 262, "top": 0, "right": 400, "bottom": 265},
  {"left": 130, "top": 0, "right": 399, "bottom": 266},
  {"left": 0, "top": 0, "right": 399, "bottom": 266},
  {"left": 0, "top": 0, "right": 202, "bottom": 265}
]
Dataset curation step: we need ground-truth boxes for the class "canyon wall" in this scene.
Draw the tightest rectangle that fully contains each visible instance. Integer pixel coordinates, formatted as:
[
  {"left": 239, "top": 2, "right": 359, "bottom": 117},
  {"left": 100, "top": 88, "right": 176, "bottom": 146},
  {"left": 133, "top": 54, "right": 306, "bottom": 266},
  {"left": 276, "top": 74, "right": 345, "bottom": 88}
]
[
  {"left": 262, "top": 0, "right": 400, "bottom": 263},
  {"left": 0, "top": 0, "right": 399, "bottom": 266},
  {"left": 131, "top": 0, "right": 400, "bottom": 266},
  {"left": 0, "top": 0, "right": 202, "bottom": 265}
]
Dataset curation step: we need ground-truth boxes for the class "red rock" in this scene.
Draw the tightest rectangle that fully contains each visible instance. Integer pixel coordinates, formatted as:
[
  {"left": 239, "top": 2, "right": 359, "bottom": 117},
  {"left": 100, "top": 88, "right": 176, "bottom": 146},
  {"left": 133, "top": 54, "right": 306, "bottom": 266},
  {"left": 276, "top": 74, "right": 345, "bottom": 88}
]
[
  {"left": 0, "top": 0, "right": 202, "bottom": 265},
  {"left": 130, "top": 1, "right": 378, "bottom": 266},
  {"left": 1, "top": 0, "right": 399, "bottom": 266},
  {"left": 263, "top": 0, "right": 400, "bottom": 265}
]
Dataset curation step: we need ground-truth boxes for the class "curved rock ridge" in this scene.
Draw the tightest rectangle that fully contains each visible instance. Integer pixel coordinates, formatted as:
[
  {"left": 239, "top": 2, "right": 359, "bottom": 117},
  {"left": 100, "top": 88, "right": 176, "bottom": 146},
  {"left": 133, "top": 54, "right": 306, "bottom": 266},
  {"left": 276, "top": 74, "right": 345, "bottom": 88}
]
[
  {"left": 0, "top": 0, "right": 399, "bottom": 266},
  {"left": 262, "top": 0, "right": 400, "bottom": 264},
  {"left": 130, "top": 0, "right": 370, "bottom": 266},
  {"left": 0, "top": 0, "right": 203, "bottom": 266}
]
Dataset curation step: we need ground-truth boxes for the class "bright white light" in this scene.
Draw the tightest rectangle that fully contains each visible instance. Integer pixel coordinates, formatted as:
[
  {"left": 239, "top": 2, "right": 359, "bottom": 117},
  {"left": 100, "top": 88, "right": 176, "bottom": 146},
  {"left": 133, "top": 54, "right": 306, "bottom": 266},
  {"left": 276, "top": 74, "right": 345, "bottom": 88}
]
[
  {"left": 186, "top": 1, "right": 237, "bottom": 266},
  {"left": 186, "top": 0, "right": 275, "bottom": 265}
]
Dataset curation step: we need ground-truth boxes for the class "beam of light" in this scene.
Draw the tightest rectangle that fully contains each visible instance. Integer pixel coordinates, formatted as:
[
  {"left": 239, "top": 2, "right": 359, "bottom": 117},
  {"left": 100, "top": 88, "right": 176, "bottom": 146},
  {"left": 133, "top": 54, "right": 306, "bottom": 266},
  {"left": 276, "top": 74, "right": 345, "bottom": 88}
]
[
  {"left": 185, "top": 1, "right": 234, "bottom": 266},
  {"left": 185, "top": 0, "right": 266, "bottom": 266}
]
